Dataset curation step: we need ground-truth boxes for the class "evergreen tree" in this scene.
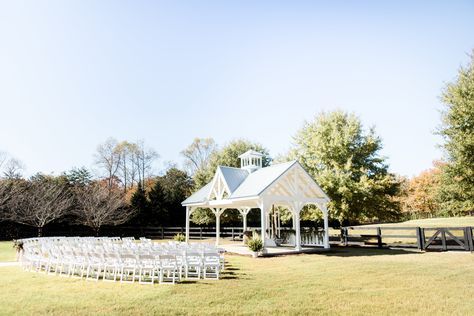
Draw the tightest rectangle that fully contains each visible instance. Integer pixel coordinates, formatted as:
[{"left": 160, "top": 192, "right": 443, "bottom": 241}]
[
  {"left": 129, "top": 182, "right": 150, "bottom": 225},
  {"left": 438, "top": 52, "right": 474, "bottom": 215},
  {"left": 64, "top": 167, "right": 93, "bottom": 186},
  {"left": 148, "top": 179, "right": 168, "bottom": 225},
  {"left": 158, "top": 168, "right": 193, "bottom": 225}
]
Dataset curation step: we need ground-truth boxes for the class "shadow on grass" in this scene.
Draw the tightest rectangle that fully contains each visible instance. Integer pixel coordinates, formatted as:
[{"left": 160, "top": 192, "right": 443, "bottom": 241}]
[
  {"left": 179, "top": 280, "right": 199, "bottom": 285},
  {"left": 321, "top": 246, "right": 421, "bottom": 257},
  {"left": 220, "top": 275, "right": 240, "bottom": 280},
  {"left": 225, "top": 267, "right": 239, "bottom": 271}
]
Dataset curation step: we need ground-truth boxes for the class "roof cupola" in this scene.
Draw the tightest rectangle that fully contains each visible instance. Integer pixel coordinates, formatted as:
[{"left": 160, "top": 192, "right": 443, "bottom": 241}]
[{"left": 238, "top": 150, "right": 264, "bottom": 173}]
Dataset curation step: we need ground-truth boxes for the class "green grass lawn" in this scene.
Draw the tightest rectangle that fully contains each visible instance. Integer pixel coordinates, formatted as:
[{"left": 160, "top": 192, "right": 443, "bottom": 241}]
[
  {"left": 0, "top": 247, "right": 473, "bottom": 315},
  {"left": 0, "top": 241, "right": 16, "bottom": 262}
]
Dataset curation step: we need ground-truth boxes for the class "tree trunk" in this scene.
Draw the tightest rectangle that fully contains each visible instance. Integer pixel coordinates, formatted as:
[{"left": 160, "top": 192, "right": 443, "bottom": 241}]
[
  {"left": 37, "top": 226, "right": 43, "bottom": 237},
  {"left": 95, "top": 226, "right": 100, "bottom": 237}
]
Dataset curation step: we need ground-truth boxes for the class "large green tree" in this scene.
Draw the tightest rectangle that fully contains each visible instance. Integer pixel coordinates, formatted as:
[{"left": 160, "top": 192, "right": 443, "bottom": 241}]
[
  {"left": 158, "top": 167, "right": 194, "bottom": 225},
  {"left": 437, "top": 53, "right": 474, "bottom": 215},
  {"left": 288, "top": 110, "right": 401, "bottom": 224}
]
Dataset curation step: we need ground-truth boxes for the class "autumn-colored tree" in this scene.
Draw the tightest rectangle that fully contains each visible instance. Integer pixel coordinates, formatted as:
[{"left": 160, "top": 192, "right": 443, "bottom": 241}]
[
  {"left": 95, "top": 138, "right": 158, "bottom": 191},
  {"left": 401, "top": 163, "right": 442, "bottom": 218}
]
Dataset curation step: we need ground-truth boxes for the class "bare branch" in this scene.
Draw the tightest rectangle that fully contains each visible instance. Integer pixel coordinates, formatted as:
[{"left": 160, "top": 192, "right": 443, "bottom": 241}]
[
  {"left": 181, "top": 138, "right": 217, "bottom": 175},
  {"left": 5, "top": 179, "right": 74, "bottom": 236},
  {"left": 2, "top": 158, "right": 25, "bottom": 179},
  {"left": 73, "top": 183, "right": 135, "bottom": 234}
]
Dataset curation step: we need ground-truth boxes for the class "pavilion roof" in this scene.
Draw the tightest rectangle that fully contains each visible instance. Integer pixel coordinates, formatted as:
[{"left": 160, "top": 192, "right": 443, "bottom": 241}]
[{"left": 182, "top": 160, "right": 298, "bottom": 205}]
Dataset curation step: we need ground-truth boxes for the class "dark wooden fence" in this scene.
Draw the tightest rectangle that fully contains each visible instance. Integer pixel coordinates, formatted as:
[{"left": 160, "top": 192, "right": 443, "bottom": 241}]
[
  {"left": 339, "top": 226, "right": 474, "bottom": 251},
  {"left": 117, "top": 226, "right": 252, "bottom": 240},
  {"left": 118, "top": 226, "right": 298, "bottom": 241},
  {"left": 4, "top": 222, "right": 473, "bottom": 252}
]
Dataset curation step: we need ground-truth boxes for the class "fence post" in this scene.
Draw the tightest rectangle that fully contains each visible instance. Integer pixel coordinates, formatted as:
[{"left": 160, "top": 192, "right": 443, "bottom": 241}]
[
  {"left": 441, "top": 228, "right": 447, "bottom": 251},
  {"left": 343, "top": 227, "right": 348, "bottom": 246},
  {"left": 161, "top": 227, "right": 164, "bottom": 240},
  {"left": 376, "top": 227, "right": 382, "bottom": 248},
  {"left": 416, "top": 227, "right": 424, "bottom": 251},
  {"left": 180, "top": 227, "right": 184, "bottom": 234},
  {"left": 231, "top": 227, "right": 234, "bottom": 240},
  {"left": 466, "top": 227, "right": 474, "bottom": 252},
  {"left": 463, "top": 227, "right": 470, "bottom": 251},
  {"left": 200, "top": 227, "right": 203, "bottom": 240}
]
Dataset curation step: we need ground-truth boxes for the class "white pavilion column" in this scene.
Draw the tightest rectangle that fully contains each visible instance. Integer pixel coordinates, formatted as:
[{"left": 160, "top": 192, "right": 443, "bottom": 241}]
[
  {"left": 216, "top": 212, "right": 221, "bottom": 246},
  {"left": 294, "top": 211, "right": 302, "bottom": 251},
  {"left": 321, "top": 204, "right": 330, "bottom": 249},
  {"left": 276, "top": 211, "right": 281, "bottom": 238},
  {"left": 212, "top": 208, "right": 225, "bottom": 246},
  {"left": 292, "top": 202, "right": 303, "bottom": 251},
  {"left": 185, "top": 206, "right": 191, "bottom": 243},
  {"left": 238, "top": 208, "right": 251, "bottom": 232},
  {"left": 259, "top": 200, "right": 267, "bottom": 253},
  {"left": 243, "top": 213, "right": 248, "bottom": 232},
  {"left": 267, "top": 212, "right": 271, "bottom": 238}
]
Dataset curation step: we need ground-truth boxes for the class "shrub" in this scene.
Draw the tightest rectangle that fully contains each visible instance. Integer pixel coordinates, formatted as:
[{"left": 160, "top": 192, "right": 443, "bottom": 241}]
[
  {"left": 12, "top": 240, "right": 23, "bottom": 252},
  {"left": 173, "top": 233, "right": 186, "bottom": 242},
  {"left": 243, "top": 230, "right": 253, "bottom": 245},
  {"left": 247, "top": 237, "right": 263, "bottom": 252}
]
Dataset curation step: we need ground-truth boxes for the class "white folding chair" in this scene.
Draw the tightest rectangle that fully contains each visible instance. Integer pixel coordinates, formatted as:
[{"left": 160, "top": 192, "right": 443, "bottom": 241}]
[
  {"left": 203, "top": 252, "right": 220, "bottom": 280},
  {"left": 103, "top": 253, "right": 121, "bottom": 282},
  {"left": 158, "top": 255, "right": 178, "bottom": 284},
  {"left": 184, "top": 252, "right": 202, "bottom": 280},
  {"left": 120, "top": 254, "right": 137, "bottom": 283},
  {"left": 138, "top": 254, "right": 158, "bottom": 285},
  {"left": 86, "top": 252, "right": 103, "bottom": 281}
]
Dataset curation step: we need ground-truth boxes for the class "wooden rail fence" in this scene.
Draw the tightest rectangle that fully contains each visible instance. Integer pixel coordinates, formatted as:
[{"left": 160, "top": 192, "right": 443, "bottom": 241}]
[
  {"left": 34, "top": 225, "right": 474, "bottom": 252},
  {"left": 339, "top": 226, "right": 474, "bottom": 251},
  {"left": 119, "top": 226, "right": 254, "bottom": 240}
]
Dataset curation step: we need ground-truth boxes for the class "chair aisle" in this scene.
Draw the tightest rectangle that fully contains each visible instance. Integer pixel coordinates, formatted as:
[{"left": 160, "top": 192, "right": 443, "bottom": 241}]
[{"left": 19, "top": 237, "right": 225, "bottom": 285}]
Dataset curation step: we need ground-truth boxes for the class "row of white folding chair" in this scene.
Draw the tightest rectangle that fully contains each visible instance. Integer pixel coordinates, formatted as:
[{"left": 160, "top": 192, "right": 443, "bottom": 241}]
[
  {"left": 27, "top": 246, "right": 222, "bottom": 282},
  {"left": 22, "top": 247, "right": 173, "bottom": 284},
  {"left": 20, "top": 237, "right": 224, "bottom": 279},
  {"left": 77, "top": 252, "right": 180, "bottom": 284}
]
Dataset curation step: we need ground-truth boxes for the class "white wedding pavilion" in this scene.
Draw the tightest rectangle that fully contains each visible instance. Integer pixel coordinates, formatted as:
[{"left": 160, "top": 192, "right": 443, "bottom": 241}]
[{"left": 182, "top": 150, "right": 331, "bottom": 253}]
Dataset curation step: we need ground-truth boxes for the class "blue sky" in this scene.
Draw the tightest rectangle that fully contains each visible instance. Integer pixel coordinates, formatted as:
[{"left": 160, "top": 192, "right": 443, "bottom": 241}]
[{"left": 0, "top": 0, "right": 473, "bottom": 177}]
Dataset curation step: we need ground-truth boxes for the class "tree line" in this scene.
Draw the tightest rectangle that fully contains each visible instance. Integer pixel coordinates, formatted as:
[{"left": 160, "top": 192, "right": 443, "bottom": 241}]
[{"left": 0, "top": 53, "right": 473, "bottom": 238}]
